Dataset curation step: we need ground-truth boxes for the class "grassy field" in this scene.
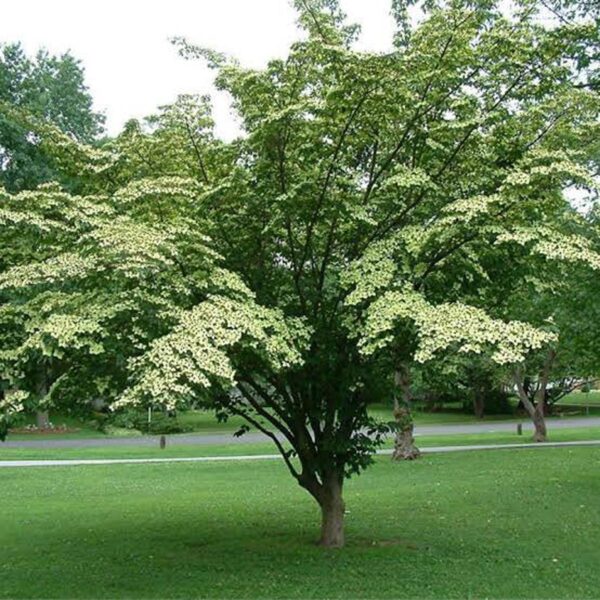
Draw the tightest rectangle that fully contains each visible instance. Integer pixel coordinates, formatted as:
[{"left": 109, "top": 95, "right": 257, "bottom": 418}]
[
  {"left": 557, "top": 391, "right": 600, "bottom": 407},
  {"left": 1, "top": 447, "right": 599, "bottom": 598}
]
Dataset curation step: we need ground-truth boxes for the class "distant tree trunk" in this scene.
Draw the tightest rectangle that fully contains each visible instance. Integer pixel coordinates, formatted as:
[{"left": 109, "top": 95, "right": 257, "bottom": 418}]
[
  {"left": 531, "top": 405, "right": 547, "bottom": 442},
  {"left": 35, "top": 373, "right": 50, "bottom": 429},
  {"left": 90, "top": 398, "right": 106, "bottom": 411},
  {"left": 35, "top": 411, "right": 50, "bottom": 429},
  {"left": 392, "top": 365, "right": 420, "bottom": 461},
  {"left": 472, "top": 388, "right": 485, "bottom": 419},
  {"left": 317, "top": 474, "right": 345, "bottom": 548}
]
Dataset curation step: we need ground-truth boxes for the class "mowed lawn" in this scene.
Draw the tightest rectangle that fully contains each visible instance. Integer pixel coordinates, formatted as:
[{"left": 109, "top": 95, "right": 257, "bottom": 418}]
[{"left": 1, "top": 448, "right": 599, "bottom": 599}]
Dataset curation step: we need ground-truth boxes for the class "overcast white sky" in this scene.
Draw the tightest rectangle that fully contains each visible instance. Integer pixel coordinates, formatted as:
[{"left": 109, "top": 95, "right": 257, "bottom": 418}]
[{"left": 1, "top": 0, "right": 397, "bottom": 138}]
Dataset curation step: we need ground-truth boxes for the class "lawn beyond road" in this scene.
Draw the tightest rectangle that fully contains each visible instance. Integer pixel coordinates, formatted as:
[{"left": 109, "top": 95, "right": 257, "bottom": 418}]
[
  {"left": 8, "top": 394, "right": 600, "bottom": 442},
  {"left": 1, "top": 447, "right": 599, "bottom": 598}
]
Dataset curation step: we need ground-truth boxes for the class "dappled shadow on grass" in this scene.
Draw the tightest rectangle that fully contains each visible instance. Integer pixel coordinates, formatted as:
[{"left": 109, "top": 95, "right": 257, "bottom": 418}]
[{"left": 1, "top": 449, "right": 600, "bottom": 598}]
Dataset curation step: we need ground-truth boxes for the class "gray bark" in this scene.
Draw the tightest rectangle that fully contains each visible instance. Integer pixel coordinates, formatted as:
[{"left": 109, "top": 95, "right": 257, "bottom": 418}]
[
  {"left": 392, "top": 365, "right": 421, "bottom": 461},
  {"left": 513, "top": 350, "right": 555, "bottom": 443},
  {"left": 35, "top": 373, "right": 50, "bottom": 430},
  {"left": 35, "top": 411, "right": 50, "bottom": 429}
]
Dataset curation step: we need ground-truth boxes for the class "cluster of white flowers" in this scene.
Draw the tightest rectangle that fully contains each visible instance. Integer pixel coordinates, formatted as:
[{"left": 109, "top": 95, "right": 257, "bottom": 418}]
[
  {"left": 343, "top": 238, "right": 400, "bottom": 306},
  {"left": 502, "top": 149, "right": 598, "bottom": 191},
  {"left": 496, "top": 227, "right": 600, "bottom": 271},
  {"left": 33, "top": 127, "right": 117, "bottom": 176},
  {"left": 359, "top": 287, "right": 556, "bottom": 364},
  {"left": 44, "top": 126, "right": 118, "bottom": 175},
  {"left": 0, "top": 187, "right": 105, "bottom": 236},
  {"left": 113, "top": 177, "right": 201, "bottom": 206},
  {"left": 204, "top": 267, "right": 255, "bottom": 298},
  {"left": 83, "top": 218, "right": 179, "bottom": 276},
  {"left": 0, "top": 253, "right": 98, "bottom": 290},
  {"left": 116, "top": 295, "right": 309, "bottom": 410},
  {"left": 380, "top": 166, "right": 436, "bottom": 193},
  {"left": 18, "top": 313, "right": 105, "bottom": 358},
  {"left": 0, "top": 389, "right": 29, "bottom": 415},
  {"left": 0, "top": 207, "right": 64, "bottom": 232},
  {"left": 438, "top": 194, "right": 501, "bottom": 226}
]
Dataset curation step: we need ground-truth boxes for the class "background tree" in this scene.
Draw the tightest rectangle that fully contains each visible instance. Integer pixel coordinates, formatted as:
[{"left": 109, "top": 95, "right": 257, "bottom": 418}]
[
  {"left": 0, "top": 42, "right": 104, "bottom": 191},
  {"left": 509, "top": 255, "right": 600, "bottom": 440}
]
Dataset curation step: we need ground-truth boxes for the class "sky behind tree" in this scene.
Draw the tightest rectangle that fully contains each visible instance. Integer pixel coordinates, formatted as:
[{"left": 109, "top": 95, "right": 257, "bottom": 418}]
[{"left": 1, "top": 0, "right": 396, "bottom": 138}]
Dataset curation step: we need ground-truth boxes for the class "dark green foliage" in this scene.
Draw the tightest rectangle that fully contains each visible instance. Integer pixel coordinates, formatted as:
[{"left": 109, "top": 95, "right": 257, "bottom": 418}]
[
  {"left": 463, "top": 387, "right": 513, "bottom": 415},
  {"left": 0, "top": 42, "right": 104, "bottom": 191},
  {"left": 103, "top": 409, "right": 194, "bottom": 435}
]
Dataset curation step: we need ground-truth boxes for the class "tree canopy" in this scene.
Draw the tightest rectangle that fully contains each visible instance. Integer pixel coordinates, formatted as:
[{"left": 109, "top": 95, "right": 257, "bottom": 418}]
[
  {"left": 1, "top": 0, "right": 599, "bottom": 547},
  {"left": 0, "top": 42, "right": 104, "bottom": 191}
]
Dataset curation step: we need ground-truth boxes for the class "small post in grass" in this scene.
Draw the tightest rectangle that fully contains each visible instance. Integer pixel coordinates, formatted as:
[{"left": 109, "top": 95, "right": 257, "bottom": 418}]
[
  {"left": 160, "top": 435, "right": 166, "bottom": 449},
  {"left": 517, "top": 423, "right": 522, "bottom": 436}
]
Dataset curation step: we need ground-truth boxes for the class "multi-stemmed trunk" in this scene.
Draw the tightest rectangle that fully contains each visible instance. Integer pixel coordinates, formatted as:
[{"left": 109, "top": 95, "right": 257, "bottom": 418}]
[
  {"left": 235, "top": 370, "right": 353, "bottom": 548},
  {"left": 513, "top": 350, "right": 556, "bottom": 443},
  {"left": 392, "top": 365, "right": 420, "bottom": 461}
]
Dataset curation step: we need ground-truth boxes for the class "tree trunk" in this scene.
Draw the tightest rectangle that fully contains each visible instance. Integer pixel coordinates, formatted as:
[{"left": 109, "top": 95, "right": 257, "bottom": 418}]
[
  {"left": 392, "top": 365, "right": 420, "bottom": 461},
  {"left": 318, "top": 476, "right": 345, "bottom": 548},
  {"left": 392, "top": 406, "right": 420, "bottom": 460},
  {"left": 513, "top": 350, "right": 555, "bottom": 444},
  {"left": 530, "top": 350, "right": 555, "bottom": 442},
  {"left": 36, "top": 410, "right": 50, "bottom": 429},
  {"left": 532, "top": 406, "right": 547, "bottom": 442},
  {"left": 35, "top": 368, "right": 50, "bottom": 430},
  {"left": 473, "top": 390, "right": 485, "bottom": 419}
]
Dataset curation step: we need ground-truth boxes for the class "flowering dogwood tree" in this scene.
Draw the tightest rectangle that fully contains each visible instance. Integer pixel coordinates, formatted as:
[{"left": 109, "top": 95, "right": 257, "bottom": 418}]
[{"left": 2, "top": 0, "right": 599, "bottom": 547}]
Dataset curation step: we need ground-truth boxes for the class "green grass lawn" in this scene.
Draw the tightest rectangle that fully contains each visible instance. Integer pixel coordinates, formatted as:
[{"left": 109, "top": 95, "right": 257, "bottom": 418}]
[
  {"left": 3, "top": 407, "right": 480, "bottom": 441},
  {"left": 369, "top": 403, "right": 521, "bottom": 424},
  {"left": 1, "top": 447, "right": 599, "bottom": 598},
  {"left": 415, "top": 425, "right": 600, "bottom": 447},
  {"left": 557, "top": 390, "right": 600, "bottom": 407}
]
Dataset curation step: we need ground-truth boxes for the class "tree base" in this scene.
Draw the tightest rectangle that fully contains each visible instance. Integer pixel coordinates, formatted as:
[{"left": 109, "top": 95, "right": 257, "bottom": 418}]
[
  {"left": 36, "top": 411, "right": 50, "bottom": 429},
  {"left": 392, "top": 427, "right": 421, "bottom": 461},
  {"left": 318, "top": 478, "right": 345, "bottom": 548},
  {"left": 532, "top": 414, "right": 547, "bottom": 442},
  {"left": 318, "top": 534, "right": 344, "bottom": 548},
  {"left": 392, "top": 445, "right": 421, "bottom": 460}
]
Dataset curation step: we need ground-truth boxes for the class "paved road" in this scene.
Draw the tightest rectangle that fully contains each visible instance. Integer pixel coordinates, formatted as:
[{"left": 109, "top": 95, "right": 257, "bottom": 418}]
[
  {"left": 1, "top": 416, "right": 599, "bottom": 449},
  {"left": 1, "top": 440, "right": 599, "bottom": 468}
]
